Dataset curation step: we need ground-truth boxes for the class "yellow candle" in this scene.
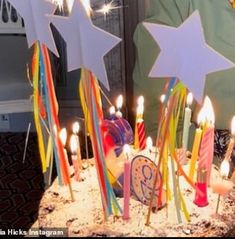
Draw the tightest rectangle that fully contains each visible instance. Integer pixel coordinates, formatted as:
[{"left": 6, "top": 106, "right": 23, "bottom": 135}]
[{"left": 189, "top": 128, "right": 202, "bottom": 181}]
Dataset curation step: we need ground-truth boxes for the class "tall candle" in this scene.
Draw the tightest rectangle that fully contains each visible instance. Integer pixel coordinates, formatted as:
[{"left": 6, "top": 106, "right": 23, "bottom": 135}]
[
  {"left": 198, "top": 96, "right": 215, "bottom": 185},
  {"left": 189, "top": 129, "right": 202, "bottom": 181},
  {"left": 189, "top": 109, "right": 205, "bottom": 181},
  {"left": 182, "top": 92, "right": 193, "bottom": 150},
  {"left": 123, "top": 144, "right": 131, "bottom": 220}
]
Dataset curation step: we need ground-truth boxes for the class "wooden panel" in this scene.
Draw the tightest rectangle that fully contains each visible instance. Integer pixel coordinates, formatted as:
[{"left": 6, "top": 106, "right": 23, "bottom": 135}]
[{"left": 122, "top": 0, "right": 146, "bottom": 126}]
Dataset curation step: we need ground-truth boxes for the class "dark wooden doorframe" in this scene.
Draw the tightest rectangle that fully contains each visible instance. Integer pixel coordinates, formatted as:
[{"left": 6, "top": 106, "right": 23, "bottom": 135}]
[{"left": 122, "top": 0, "right": 146, "bottom": 127}]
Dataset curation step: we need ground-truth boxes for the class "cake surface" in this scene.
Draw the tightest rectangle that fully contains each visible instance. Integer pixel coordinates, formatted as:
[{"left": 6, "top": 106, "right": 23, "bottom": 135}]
[{"left": 34, "top": 160, "right": 235, "bottom": 237}]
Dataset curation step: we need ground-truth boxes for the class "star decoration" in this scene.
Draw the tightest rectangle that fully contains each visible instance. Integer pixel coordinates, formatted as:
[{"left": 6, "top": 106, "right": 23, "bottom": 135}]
[
  {"left": 143, "top": 10, "right": 235, "bottom": 103},
  {"left": 48, "top": 0, "right": 121, "bottom": 90},
  {"left": 8, "top": 0, "right": 59, "bottom": 57}
]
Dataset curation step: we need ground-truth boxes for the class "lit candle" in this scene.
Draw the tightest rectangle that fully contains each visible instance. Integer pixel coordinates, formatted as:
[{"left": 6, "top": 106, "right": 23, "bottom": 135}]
[
  {"left": 71, "top": 122, "right": 82, "bottom": 181},
  {"left": 59, "top": 128, "right": 70, "bottom": 173},
  {"left": 188, "top": 109, "right": 204, "bottom": 181},
  {"left": 134, "top": 96, "right": 146, "bottom": 150},
  {"left": 198, "top": 96, "right": 215, "bottom": 185},
  {"left": 182, "top": 92, "right": 193, "bottom": 150},
  {"left": 116, "top": 95, "right": 123, "bottom": 118},
  {"left": 123, "top": 144, "right": 131, "bottom": 220},
  {"left": 70, "top": 135, "right": 81, "bottom": 181},
  {"left": 72, "top": 122, "right": 82, "bottom": 163},
  {"left": 212, "top": 159, "right": 233, "bottom": 213}
]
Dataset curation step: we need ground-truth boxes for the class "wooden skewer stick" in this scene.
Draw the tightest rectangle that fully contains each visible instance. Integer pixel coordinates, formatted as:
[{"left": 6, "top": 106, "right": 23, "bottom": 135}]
[{"left": 145, "top": 95, "right": 176, "bottom": 226}]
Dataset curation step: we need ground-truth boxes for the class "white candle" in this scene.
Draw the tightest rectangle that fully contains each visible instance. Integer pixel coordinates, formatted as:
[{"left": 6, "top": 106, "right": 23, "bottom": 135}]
[{"left": 182, "top": 92, "right": 193, "bottom": 150}]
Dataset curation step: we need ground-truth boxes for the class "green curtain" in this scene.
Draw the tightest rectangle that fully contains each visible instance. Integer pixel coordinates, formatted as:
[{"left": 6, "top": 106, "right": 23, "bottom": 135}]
[{"left": 133, "top": 0, "right": 235, "bottom": 138}]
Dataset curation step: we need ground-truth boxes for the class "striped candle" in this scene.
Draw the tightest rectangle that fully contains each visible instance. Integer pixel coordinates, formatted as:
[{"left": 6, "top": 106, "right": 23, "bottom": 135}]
[
  {"left": 137, "top": 121, "right": 146, "bottom": 150},
  {"left": 198, "top": 126, "right": 214, "bottom": 185},
  {"left": 197, "top": 96, "right": 215, "bottom": 185},
  {"left": 134, "top": 96, "right": 146, "bottom": 150}
]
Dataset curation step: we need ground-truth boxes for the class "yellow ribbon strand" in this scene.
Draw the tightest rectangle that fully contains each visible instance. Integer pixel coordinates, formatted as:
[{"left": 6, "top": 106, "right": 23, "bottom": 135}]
[{"left": 32, "top": 43, "right": 47, "bottom": 173}]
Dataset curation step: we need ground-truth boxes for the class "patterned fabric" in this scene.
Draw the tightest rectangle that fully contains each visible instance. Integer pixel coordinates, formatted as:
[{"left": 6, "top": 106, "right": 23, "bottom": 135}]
[
  {"left": 0, "top": 133, "right": 45, "bottom": 230},
  {"left": 214, "top": 129, "right": 235, "bottom": 163}
]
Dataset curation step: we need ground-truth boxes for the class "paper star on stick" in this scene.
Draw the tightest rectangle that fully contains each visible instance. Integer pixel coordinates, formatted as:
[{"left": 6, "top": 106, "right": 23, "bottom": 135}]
[
  {"left": 48, "top": 0, "right": 121, "bottom": 90},
  {"left": 8, "top": 0, "right": 59, "bottom": 57},
  {"left": 143, "top": 10, "right": 235, "bottom": 103}
]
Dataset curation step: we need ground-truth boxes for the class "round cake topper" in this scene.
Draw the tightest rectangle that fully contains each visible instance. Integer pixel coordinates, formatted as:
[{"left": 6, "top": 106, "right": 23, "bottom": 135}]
[{"left": 131, "top": 155, "right": 165, "bottom": 207}]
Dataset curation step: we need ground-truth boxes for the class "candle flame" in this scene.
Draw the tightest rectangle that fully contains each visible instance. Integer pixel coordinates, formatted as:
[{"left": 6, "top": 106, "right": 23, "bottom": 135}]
[
  {"left": 231, "top": 116, "right": 235, "bottom": 136},
  {"left": 160, "top": 94, "right": 165, "bottom": 104},
  {"left": 72, "top": 122, "right": 80, "bottom": 134},
  {"left": 186, "top": 92, "right": 193, "bottom": 107},
  {"left": 116, "top": 95, "right": 123, "bottom": 109},
  {"left": 220, "top": 159, "right": 230, "bottom": 178},
  {"left": 123, "top": 144, "right": 130, "bottom": 155},
  {"left": 146, "top": 136, "right": 153, "bottom": 151},
  {"left": 70, "top": 135, "right": 78, "bottom": 154},
  {"left": 197, "top": 106, "right": 205, "bottom": 125},
  {"left": 198, "top": 96, "right": 215, "bottom": 125},
  {"left": 109, "top": 106, "right": 116, "bottom": 115},
  {"left": 137, "top": 96, "right": 144, "bottom": 106},
  {"left": 204, "top": 96, "right": 215, "bottom": 125},
  {"left": 59, "top": 128, "right": 67, "bottom": 146}
]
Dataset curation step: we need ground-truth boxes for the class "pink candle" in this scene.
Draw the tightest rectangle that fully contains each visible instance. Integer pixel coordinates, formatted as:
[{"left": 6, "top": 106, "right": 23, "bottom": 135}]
[
  {"left": 197, "top": 96, "right": 215, "bottom": 185},
  {"left": 198, "top": 126, "right": 214, "bottom": 184},
  {"left": 123, "top": 144, "right": 131, "bottom": 220}
]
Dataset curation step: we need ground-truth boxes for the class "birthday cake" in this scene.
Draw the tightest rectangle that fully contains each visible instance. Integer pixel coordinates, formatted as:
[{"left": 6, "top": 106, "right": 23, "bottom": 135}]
[{"left": 33, "top": 160, "right": 235, "bottom": 237}]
